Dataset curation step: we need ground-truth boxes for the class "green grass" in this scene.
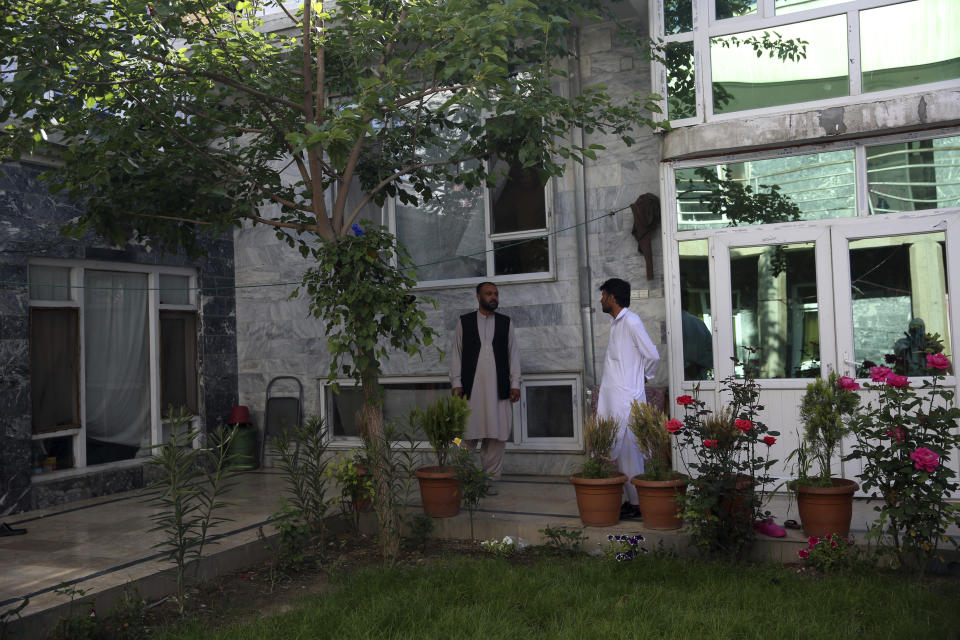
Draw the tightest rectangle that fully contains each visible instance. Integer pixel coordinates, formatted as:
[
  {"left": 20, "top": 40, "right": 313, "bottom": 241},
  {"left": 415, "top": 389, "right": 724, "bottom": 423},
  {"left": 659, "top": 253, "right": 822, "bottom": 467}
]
[{"left": 158, "top": 554, "right": 960, "bottom": 640}]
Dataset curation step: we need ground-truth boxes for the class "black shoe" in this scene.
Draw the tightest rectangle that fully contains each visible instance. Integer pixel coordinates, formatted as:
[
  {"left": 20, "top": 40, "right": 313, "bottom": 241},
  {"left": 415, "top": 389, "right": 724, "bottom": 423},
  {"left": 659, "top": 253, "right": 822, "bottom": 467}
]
[
  {"left": 0, "top": 522, "right": 26, "bottom": 536},
  {"left": 619, "top": 502, "right": 642, "bottom": 520}
]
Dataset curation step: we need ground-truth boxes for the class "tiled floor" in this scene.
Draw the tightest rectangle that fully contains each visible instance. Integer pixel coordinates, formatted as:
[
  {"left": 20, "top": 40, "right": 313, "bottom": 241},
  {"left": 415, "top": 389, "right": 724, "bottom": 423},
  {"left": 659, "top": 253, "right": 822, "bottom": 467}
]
[{"left": 2, "top": 470, "right": 957, "bottom": 632}]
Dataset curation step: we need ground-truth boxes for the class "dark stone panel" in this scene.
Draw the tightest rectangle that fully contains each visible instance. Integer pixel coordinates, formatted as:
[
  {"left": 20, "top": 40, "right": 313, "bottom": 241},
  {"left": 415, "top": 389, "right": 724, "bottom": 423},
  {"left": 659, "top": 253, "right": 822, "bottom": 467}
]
[
  {"left": 201, "top": 295, "right": 236, "bottom": 318},
  {"left": 0, "top": 315, "right": 28, "bottom": 340},
  {"left": 0, "top": 436, "right": 31, "bottom": 512},
  {"left": 30, "top": 465, "right": 145, "bottom": 510},
  {"left": 201, "top": 334, "right": 237, "bottom": 357},
  {"left": 200, "top": 315, "right": 237, "bottom": 338}
]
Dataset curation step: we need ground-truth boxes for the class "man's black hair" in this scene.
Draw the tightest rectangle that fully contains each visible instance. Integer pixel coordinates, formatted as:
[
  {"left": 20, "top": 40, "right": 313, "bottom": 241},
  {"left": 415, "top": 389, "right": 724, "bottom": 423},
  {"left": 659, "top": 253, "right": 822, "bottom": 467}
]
[
  {"left": 599, "top": 278, "right": 630, "bottom": 308},
  {"left": 476, "top": 281, "right": 497, "bottom": 294}
]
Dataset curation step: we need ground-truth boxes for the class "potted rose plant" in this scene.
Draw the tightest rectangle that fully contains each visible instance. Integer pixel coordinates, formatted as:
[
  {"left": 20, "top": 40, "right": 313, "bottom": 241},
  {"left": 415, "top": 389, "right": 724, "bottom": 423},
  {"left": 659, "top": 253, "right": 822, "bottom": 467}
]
[
  {"left": 671, "top": 365, "right": 780, "bottom": 557},
  {"left": 847, "top": 353, "right": 960, "bottom": 571},
  {"left": 410, "top": 394, "right": 470, "bottom": 518},
  {"left": 569, "top": 415, "right": 626, "bottom": 527},
  {"left": 627, "top": 400, "right": 688, "bottom": 530},
  {"left": 789, "top": 372, "right": 861, "bottom": 537}
]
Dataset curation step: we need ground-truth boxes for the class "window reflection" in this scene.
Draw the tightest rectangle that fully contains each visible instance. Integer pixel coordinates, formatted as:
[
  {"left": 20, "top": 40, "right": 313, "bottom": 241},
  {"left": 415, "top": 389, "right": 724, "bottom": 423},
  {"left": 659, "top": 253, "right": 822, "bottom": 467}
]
[
  {"left": 666, "top": 41, "right": 696, "bottom": 120},
  {"left": 676, "top": 150, "right": 855, "bottom": 230},
  {"left": 730, "top": 243, "right": 819, "bottom": 378},
  {"left": 663, "top": 0, "right": 692, "bottom": 35},
  {"left": 861, "top": 0, "right": 960, "bottom": 94},
  {"left": 849, "top": 233, "right": 951, "bottom": 376},
  {"left": 493, "top": 237, "right": 549, "bottom": 275},
  {"left": 711, "top": 15, "right": 847, "bottom": 114},
  {"left": 775, "top": 0, "right": 845, "bottom": 15},
  {"left": 679, "top": 240, "right": 714, "bottom": 381},
  {"left": 866, "top": 135, "right": 960, "bottom": 214},
  {"left": 716, "top": 0, "right": 756, "bottom": 20}
]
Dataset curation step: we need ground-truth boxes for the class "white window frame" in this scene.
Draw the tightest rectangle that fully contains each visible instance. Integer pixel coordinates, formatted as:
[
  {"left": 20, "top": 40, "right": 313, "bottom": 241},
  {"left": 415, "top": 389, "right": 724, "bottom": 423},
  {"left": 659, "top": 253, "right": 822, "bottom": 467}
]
[
  {"left": 650, "top": 0, "right": 960, "bottom": 126},
  {"left": 322, "top": 372, "right": 582, "bottom": 451},
  {"left": 27, "top": 258, "right": 200, "bottom": 476}
]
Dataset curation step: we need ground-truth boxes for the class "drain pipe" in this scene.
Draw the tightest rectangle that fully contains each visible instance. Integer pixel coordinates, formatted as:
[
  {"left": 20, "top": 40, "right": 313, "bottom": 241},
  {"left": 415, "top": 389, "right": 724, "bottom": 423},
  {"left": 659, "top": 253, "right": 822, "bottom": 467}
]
[{"left": 568, "top": 28, "right": 597, "bottom": 393}]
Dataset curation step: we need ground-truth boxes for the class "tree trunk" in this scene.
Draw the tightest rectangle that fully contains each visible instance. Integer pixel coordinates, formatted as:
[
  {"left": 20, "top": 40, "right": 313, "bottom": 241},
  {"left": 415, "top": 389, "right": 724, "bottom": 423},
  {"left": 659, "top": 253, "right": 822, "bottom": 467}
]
[{"left": 360, "top": 367, "right": 400, "bottom": 562}]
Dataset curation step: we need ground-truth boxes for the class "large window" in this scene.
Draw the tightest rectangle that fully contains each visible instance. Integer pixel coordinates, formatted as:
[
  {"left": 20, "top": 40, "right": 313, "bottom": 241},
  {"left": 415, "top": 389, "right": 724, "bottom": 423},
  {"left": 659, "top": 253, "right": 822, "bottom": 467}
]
[
  {"left": 28, "top": 260, "right": 199, "bottom": 472},
  {"left": 325, "top": 374, "right": 581, "bottom": 450},
  {"left": 392, "top": 116, "right": 552, "bottom": 286},
  {"left": 655, "top": 0, "right": 960, "bottom": 123}
]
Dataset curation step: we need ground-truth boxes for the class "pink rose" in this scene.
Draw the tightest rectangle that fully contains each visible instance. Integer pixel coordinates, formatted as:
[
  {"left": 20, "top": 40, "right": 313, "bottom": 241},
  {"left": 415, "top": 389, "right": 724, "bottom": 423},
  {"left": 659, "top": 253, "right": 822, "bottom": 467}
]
[
  {"left": 885, "top": 374, "right": 909, "bottom": 388},
  {"left": 734, "top": 418, "right": 753, "bottom": 433},
  {"left": 830, "top": 540, "right": 838, "bottom": 548},
  {"left": 797, "top": 549, "right": 809, "bottom": 559},
  {"left": 910, "top": 447, "right": 940, "bottom": 472},
  {"left": 885, "top": 426, "right": 906, "bottom": 444},
  {"left": 665, "top": 419, "right": 682, "bottom": 434},
  {"left": 837, "top": 376, "right": 860, "bottom": 391},
  {"left": 763, "top": 436, "right": 776, "bottom": 446},
  {"left": 926, "top": 353, "right": 951, "bottom": 370},
  {"left": 676, "top": 395, "right": 693, "bottom": 406},
  {"left": 808, "top": 536, "right": 820, "bottom": 548},
  {"left": 703, "top": 439, "right": 718, "bottom": 449},
  {"left": 869, "top": 366, "right": 892, "bottom": 382}
]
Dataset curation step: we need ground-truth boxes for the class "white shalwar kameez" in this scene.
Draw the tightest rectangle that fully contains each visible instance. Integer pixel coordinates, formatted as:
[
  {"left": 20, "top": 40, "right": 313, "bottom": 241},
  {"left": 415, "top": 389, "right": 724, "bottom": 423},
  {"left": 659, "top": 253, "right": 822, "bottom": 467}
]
[
  {"left": 597, "top": 307, "right": 660, "bottom": 504},
  {"left": 450, "top": 312, "right": 521, "bottom": 479}
]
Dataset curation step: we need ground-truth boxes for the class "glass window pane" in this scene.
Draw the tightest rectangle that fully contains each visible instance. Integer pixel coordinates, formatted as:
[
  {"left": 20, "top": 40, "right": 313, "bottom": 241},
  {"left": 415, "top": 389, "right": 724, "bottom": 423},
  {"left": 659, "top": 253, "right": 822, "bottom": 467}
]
[
  {"left": 861, "top": 0, "right": 960, "bottom": 94},
  {"left": 664, "top": 0, "right": 692, "bottom": 35},
  {"left": 30, "top": 308, "right": 80, "bottom": 433},
  {"left": 29, "top": 265, "right": 71, "bottom": 301},
  {"left": 666, "top": 41, "right": 696, "bottom": 120},
  {"left": 716, "top": 0, "right": 756, "bottom": 20},
  {"left": 159, "top": 274, "right": 190, "bottom": 305},
  {"left": 493, "top": 237, "right": 548, "bottom": 276},
  {"left": 775, "top": 0, "right": 846, "bottom": 15},
  {"left": 160, "top": 311, "right": 198, "bottom": 415},
  {"left": 489, "top": 159, "right": 547, "bottom": 234},
  {"left": 679, "top": 240, "right": 714, "bottom": 381},
  {"left": 328, "top": 382, "right": 452, "bottom": 438},
  {"left": 711, "top": 15, "right": 848, "bottom": 114},
  {"left": 526, "top": 385, "right": 574, "bottom": 438},
  {"left": 397, "top": 179, "right": 487, "bottom": 281},
  {"left": 730, "top": 242, "right": 819, "bottom": 378},
  {"left": 849, "top": 233, "right": 951, "bottom": 376},
  {"left": 866, "top": 135, "right": 960, "bottom": 214},
  {"left": 676, "top": 150, "right": 855, "bottom": 230}
]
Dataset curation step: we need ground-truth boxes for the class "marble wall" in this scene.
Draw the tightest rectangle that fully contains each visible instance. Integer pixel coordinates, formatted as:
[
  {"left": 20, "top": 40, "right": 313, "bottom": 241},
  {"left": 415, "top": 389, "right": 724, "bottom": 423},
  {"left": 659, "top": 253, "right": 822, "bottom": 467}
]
[
  {"left": 233, "top": 16, "right": 669, "bottom": 475},
  {"left": 0, "top": 161, "right": 239, "bottom": 512}
]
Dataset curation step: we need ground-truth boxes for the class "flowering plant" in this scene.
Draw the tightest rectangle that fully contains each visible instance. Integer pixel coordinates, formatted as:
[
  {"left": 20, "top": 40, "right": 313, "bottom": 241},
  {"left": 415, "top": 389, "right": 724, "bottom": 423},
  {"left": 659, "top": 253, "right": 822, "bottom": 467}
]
[
  {"left": 792, "top": 372, "right": 860, "bottom": 486},
  {"left": 847, "top": 353, "right": 960, "bottom": 568},
  {"left": 797, "top": 533, "right": 859, "bottom": 572},
  {"left": 671, "top": 361, "right": 780, "bottom": 556},
  {"left": 602, "top": 533, "right": 648, "bottom": 562},
  {"left": 480, "top": 535, "right": 521, "bottom": 558}
]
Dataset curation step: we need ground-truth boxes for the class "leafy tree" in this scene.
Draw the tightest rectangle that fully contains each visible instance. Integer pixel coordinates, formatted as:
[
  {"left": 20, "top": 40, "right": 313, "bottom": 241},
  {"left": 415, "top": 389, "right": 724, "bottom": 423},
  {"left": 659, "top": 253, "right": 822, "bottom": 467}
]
[{"left": 1, "top": 0, "right": 664, "bottom": 559}]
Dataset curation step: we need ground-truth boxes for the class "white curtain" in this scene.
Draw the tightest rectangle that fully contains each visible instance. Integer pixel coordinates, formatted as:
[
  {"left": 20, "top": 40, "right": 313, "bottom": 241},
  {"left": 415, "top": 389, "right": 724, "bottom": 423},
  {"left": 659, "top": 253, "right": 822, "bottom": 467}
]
[{"left": 84, "top": 270, "right": 151, "bottom": 449}]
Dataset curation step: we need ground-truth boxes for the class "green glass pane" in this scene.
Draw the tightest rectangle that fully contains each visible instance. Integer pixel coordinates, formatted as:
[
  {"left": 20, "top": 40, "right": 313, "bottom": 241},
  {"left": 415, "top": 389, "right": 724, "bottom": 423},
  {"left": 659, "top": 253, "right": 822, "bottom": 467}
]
[
  {"left": 676, "top": 150, "right": 855, "bottom": 231},
  {"left": 664, "top": 0, "right": 692, "bottom": 35},
  {"left": 711, "top": 15, "right": 848, "bottom": 114},
  {"left": 866, "top": 135, "right": 960, "bottom": 214},
  {"left": 666, "top": 41, "right": 696, "bottom": 120},
  {"left": 730, "top": 242, "right": 819, "bottom": 379},
  {"left": 716, "top": 0, "right": 756, "bottom": 20},
  {"left": 861, "top": 0, "right": 960, "bottom": 94}
]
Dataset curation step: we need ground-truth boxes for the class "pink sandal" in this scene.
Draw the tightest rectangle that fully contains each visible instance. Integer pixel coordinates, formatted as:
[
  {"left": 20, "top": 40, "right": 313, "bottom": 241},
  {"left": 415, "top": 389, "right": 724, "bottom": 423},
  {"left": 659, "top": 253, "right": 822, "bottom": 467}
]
[{"left": 754, "top": 518, "right": 786, "bottom": 538}]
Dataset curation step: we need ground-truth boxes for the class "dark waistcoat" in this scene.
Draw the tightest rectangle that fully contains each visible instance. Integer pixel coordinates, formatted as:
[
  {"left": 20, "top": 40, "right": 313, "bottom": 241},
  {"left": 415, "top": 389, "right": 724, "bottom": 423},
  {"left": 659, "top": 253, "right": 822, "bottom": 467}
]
[{"left": 460, "top": 312, "right": 511, "bottom": 400}]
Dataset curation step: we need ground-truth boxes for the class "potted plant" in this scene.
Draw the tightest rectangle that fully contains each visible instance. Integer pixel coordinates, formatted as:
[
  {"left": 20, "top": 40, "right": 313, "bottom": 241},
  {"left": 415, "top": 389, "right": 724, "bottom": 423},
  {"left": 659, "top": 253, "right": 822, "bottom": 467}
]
[
  {"left": 789, "top": 372, "right": 861, "bottom": 538},
  {"left": 627, "top": 400, "right": 688, "bottom": 530},
  {"left": 324, "top": 451, "right": 375, "bottom": 529},
  {"left": 410, "top": 394, "right": 470, "bottom": 518},
  {"left": 569, "top": 415, "right": 626, "bottom": 527}
]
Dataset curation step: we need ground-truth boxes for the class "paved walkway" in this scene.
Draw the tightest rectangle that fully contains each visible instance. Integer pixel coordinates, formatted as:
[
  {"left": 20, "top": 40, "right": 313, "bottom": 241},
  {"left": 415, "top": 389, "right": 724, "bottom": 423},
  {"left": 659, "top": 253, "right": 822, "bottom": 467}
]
[{"left": 2, "top": 471, "right": 957, "bottom": 637}]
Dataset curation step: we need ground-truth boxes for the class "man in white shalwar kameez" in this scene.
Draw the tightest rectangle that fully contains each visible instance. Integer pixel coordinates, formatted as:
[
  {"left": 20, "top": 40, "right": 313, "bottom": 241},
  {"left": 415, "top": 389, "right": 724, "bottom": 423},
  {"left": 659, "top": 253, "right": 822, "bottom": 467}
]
[
  {"left": 451, "top": 282, "right": 521, "bottom": 494},
  {"left": 596, "top": 278, "right": 660, "bottom": 515}
]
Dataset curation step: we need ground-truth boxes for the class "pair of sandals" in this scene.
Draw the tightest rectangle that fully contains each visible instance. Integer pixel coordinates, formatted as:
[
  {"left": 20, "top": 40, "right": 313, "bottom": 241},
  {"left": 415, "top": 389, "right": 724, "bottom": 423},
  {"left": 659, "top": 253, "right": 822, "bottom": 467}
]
[
  {"left": 0, "top": 522, "right": 27, "bottom": 537},
  {"left": 620, "top": 502, "right": 642, "bottom": 520}
]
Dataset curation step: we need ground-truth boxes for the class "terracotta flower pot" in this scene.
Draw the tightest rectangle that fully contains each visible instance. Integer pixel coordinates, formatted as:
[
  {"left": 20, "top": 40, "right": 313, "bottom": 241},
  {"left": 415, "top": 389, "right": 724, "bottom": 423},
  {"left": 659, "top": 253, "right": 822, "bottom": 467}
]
[
  {"left": 791, "top": 477, "right": 859, "bottom": 538},
  {"left": 716, "top": 474, "right": 755, "bottom": 523},
  {"left": 630, "top": 474, "right": 689, "bottom": 530},
  {"left": 569, "top": 472, "right": 628, "bottom": 527},
  {"left": 414, "top": 466, "right": 462, "bottom": 518},
  {"left": 353, "top": 463, "right": 373, "bottom": 513}
]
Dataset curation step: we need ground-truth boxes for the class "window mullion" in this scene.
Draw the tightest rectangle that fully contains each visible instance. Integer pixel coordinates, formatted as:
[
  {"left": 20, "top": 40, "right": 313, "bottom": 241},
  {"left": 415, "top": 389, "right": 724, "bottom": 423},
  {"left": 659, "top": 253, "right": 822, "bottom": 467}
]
[
  {"left": 854, "top": 143, "right": 870, "bottom": 217},
  {"left": 847, "top": 9, "right": 862, "bottom": 96},
  {"left": 148, "top": 272, "right": 162, "bottom": 447},
  {"left": 75, "top": 267, "right": 87, "bottom": 468},
  {"left": 483, "top": 160, "right": 495, "bottom": 277},
  {"left": 693, "top": 0, "right": 711, "bottom": 121}
]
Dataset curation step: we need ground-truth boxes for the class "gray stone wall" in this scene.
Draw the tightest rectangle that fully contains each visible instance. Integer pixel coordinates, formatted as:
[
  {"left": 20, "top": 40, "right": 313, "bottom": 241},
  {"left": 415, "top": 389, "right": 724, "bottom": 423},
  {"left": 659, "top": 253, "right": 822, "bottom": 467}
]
[
  {"left": 232, "top": 17, "right": 669, "bottom": 466},
  {"left": 0, "top": 161, "right": 238, "bottom": 512}
]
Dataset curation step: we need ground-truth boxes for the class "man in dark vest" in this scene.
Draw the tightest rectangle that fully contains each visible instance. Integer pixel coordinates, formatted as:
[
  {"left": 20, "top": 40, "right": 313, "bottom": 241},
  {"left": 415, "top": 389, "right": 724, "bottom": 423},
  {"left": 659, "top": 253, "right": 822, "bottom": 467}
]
[{"left": 451, "top": 282, "right": 521, "bottom": 494}]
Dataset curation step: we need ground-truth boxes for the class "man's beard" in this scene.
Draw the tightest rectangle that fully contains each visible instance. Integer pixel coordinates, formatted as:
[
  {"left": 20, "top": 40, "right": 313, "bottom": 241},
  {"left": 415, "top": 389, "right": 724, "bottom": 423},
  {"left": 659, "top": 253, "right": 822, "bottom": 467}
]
[{"left": 480, "top": 299, "right": 498, "bottom": 312}]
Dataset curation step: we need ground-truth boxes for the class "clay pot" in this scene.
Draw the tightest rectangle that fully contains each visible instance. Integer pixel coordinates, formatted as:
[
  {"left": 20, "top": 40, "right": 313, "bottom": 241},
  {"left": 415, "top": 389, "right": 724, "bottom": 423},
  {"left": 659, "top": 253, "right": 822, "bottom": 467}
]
[
  {"left": 569, "top": 472, "right": 628, "bottom": 527},
  {"left": 630, "top": 474, "right": 689, "bottom": 530},
  {"left": 792, "top": 477, "right": 859, "bottom": 538},
  {"left": 414, "top": 466, "right": 462, "bottom": 518},
  {"left": 353, "top": 463, "right": 373, "bottom": 513}
]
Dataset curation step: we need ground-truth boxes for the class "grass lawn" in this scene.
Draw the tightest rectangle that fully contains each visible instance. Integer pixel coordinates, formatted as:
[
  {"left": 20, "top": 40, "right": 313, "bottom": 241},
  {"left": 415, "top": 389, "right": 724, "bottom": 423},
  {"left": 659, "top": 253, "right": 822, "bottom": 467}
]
[{"left": 156, "top": 553, "right": 960, "bottom": 639}]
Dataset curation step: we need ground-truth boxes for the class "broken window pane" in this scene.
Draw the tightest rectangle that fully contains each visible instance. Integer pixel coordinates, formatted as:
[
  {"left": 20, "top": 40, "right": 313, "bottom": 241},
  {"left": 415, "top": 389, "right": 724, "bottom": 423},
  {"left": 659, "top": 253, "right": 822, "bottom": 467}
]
[
  {"left": 849, "top": 233, "right": 951, "bottom": 376},
  {"left": 730, "top": 242, "right": 819, "bottom": 378},
  {"left": 866, "top": 135, "right": 960, "bottom": 214}
]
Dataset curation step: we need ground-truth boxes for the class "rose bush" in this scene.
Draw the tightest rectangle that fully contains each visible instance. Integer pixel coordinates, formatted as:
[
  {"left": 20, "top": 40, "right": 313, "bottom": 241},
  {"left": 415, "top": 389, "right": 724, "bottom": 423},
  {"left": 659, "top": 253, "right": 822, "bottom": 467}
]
[{"left": 847, "top": 352, "right": 960, "bottom": 570}]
